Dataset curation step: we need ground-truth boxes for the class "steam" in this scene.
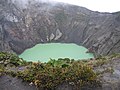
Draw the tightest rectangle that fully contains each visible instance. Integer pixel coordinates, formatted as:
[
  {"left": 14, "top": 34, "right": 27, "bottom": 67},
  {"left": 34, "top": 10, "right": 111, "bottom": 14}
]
[
  {"left": 11, "top": 0, "right": 59, "bottom": 8},
  {"left": 9, "top": 0, "right": 120, "bottom": 12}
]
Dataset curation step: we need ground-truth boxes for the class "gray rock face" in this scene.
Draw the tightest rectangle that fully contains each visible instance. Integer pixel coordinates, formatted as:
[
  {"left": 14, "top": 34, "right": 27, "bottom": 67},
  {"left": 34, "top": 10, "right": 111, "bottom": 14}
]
[
  {"left": 0, "top": 0, "right": 120, "bottom": 56},
  {"left": 0, "top": 75, "right": 36, "bottom": 90},
  {"left": 93, "top": 58, "right": 120, "bottom": 90}
]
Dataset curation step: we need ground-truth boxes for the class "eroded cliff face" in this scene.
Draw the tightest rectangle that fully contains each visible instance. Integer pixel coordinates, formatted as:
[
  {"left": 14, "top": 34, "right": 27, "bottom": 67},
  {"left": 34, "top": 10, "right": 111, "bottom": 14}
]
[{"left": 0, "top": 0, "right": 120, "bottom": 56}]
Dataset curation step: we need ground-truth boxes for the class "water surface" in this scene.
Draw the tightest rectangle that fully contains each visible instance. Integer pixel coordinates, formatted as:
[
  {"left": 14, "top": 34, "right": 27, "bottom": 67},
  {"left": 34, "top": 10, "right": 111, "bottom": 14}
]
[{"left": 19, "top": 43, "right": 94, "bottom": 62}]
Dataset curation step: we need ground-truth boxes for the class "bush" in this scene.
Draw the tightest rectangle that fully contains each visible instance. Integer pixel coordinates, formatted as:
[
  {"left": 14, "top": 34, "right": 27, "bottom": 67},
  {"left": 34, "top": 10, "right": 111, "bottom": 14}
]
[
  {"left": 0, "top": 52, "right": 101, "bottom": 89},
  {"left": 0, "top": 52, "right": 27, "bottom": 66},
  {"left": 15, "top": 59, "right": 100, "bottom": 89}
]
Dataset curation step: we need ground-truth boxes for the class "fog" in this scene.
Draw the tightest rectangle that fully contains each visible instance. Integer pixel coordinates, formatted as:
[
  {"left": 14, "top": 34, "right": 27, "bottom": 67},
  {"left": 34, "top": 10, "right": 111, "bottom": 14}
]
[
  {"left": 11, "top": 0, "right": 120, "bottom": 12},
  {"left": 52, "top": 0, "right": 120, "bottom": 12}
]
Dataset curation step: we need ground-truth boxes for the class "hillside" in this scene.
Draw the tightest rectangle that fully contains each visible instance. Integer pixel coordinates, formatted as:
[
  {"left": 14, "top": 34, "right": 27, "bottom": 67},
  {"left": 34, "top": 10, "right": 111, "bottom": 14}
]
[{"left": 0, "top": 0, "right": 120, "bottom": 56}]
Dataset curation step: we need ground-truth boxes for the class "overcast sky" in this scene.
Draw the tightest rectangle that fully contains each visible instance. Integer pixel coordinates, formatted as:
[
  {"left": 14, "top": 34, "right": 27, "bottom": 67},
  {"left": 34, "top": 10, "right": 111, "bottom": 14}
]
[{"left": 51, "top": 0, "right": 120, "bottom": 12}]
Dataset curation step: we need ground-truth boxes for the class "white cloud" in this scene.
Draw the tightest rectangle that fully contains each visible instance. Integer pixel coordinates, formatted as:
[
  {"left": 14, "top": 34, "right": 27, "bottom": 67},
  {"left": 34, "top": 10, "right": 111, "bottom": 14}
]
[
  {"left": 12, "top": 0, "right": 120, "bottom": 12},
  {"left": 52, "top": 0, "right": 120, "bottom": 12}
]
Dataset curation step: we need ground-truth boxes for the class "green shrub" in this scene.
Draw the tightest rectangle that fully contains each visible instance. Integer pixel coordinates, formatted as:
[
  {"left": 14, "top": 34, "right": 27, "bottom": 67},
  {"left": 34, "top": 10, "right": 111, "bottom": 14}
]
[
  {"left": 0, "top": 52, "right": 101, "bottom": 89},
  {"left": 0, "top": 64, "right": 4, "bottom": 76},
  {"left": 14, "top": 59, "right": 100, "bottom": 89},
  {"left": 0, "top": 52, "right": 27, "bottom": 66}
]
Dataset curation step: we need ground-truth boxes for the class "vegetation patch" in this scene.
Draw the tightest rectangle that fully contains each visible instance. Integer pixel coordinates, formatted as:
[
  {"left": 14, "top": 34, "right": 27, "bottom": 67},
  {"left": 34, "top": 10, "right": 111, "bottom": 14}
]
[{"left": 2, "top": 52, "right": 120, "bottom": 89}]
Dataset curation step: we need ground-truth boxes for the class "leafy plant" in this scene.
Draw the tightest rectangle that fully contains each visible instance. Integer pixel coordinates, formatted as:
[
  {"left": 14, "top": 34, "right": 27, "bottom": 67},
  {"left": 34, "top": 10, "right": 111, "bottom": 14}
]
[
  {"left": 13, "top": 58, "right": 100, "bottom": 89},
  {"left": 0, "top": 52, "right": 27, "bottom": 66},
  {"left": 0, "top": 52, "right": 104, "bottom": 89}
]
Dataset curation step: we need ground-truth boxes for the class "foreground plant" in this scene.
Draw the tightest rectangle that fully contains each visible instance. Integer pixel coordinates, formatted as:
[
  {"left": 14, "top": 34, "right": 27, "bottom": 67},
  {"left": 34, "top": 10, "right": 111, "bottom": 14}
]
[
  {"left": 0, "top": 52, "right": 103, "bottom": 89},
  {"left": 13, "top": 59, "right": 100, "bottom": 89}
]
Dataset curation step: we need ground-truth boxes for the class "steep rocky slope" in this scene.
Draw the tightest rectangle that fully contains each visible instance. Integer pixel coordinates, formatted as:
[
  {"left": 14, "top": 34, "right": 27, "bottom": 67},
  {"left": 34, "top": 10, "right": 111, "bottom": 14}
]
[{"left": 0, "top": 0, "right": 120, "bottom": 56}]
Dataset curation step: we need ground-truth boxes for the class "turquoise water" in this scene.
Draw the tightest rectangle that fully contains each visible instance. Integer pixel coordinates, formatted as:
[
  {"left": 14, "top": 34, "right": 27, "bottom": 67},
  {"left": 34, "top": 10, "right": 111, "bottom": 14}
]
[{"left": 19, "top": 43, "right": 94, "bottom": 62}]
